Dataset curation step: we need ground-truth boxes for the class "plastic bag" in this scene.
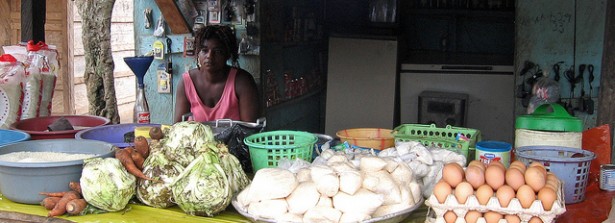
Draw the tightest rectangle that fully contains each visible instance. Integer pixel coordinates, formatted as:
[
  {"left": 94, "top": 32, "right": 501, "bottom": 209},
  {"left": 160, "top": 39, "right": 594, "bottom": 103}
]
[
  {"left": 582, "top": 124, "right": 611, "bottom": 184},
  {"left": 527, "top": 77, "right": 561, "bottom": 114},
  {"left": 214, "top": 123, "right": 264, "bottom": 173},
  {"left": 0, "top": 54, "right": 26, "bottom": 129},
  {"left": 26, "top": 41, "right": 59, "bottom": 117}
]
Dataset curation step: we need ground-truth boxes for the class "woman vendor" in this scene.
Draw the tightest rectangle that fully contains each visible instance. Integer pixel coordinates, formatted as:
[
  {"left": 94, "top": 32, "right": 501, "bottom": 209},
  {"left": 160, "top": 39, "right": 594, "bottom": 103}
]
[{"left": 173, "top": 25, "right": 260, "bottom": 123}]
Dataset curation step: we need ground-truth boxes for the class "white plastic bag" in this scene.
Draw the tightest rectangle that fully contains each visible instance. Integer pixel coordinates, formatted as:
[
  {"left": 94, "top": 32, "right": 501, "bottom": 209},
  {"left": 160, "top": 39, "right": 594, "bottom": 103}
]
[{"left": 0, "top": 54, "right": 26, "bottom": 128}]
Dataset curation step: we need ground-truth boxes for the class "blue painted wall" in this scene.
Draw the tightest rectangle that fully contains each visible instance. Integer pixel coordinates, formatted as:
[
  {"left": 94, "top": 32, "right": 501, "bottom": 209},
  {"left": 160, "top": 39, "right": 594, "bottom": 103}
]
[{"left": 515, "top": 0, "right": 606, "bottom": 128}]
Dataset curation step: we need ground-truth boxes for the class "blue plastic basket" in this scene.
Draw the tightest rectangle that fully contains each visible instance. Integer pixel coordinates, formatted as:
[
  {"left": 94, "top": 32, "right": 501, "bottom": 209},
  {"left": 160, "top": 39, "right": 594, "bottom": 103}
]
[{"left": 515, "top": 145, "right": 595, "bottom": 204}]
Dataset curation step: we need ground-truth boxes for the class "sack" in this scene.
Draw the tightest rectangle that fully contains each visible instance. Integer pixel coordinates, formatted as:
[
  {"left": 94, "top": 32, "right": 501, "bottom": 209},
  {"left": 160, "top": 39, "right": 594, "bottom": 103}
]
[{"left": 0, "top": 54, "right": 26, "bottom": 129}]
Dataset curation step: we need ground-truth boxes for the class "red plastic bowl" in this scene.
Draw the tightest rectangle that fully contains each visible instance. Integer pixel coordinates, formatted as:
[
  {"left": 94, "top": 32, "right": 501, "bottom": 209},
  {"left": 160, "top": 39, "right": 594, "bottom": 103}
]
[{"left": 10, "top": 115, "right": 111, "bottom": 140}]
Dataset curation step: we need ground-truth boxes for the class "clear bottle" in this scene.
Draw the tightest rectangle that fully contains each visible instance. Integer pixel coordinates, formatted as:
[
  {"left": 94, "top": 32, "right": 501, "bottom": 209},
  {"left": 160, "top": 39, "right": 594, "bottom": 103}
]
[{"left": 134, "top": 84, "right": 150, "bottom": 123}]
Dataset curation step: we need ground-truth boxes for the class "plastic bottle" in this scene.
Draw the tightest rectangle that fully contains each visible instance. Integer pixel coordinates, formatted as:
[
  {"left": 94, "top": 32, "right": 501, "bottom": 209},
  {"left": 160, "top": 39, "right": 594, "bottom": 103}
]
[{"left": 134, "top": 84, "right": 150, "bottom": 123}]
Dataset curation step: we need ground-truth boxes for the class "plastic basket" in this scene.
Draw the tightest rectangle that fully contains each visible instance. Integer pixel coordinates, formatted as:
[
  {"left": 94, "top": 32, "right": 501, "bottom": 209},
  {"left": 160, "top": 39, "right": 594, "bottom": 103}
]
[
  {"left": 393, "top": 124, "right": 481, "bottom": 159},
  {"left": 336, "top": 128, "right": 395, "bottom": 150},
  {"left": 515, "top": 145, "right": 596, "bottom": 204},
  {"left": 244, "top": 131, "right": 317, "bottom": 172}
]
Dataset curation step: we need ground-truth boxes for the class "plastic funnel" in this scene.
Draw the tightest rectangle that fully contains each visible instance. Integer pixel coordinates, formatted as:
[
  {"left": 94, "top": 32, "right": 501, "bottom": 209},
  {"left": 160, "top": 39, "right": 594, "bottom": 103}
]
[{"left": 124, "top": 56, "right": 154, "bottom": 87}]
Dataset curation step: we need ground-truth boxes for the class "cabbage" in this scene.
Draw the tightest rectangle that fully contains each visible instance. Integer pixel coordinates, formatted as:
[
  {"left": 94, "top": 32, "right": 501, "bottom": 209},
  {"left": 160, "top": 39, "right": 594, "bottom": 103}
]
[
  {"left": 80, "top": 157, "right": 136, "bottom": 212},
  {"left": 136, "top": 151, "right": 184, "bottom": 208},
  {"left": 172, "top": 150, "right": 232, "bottom": 216},
  {"left": 160, "top": 121, "right": 215, "bottom": 167},
  {"left": 204, "top": 143, "right": 250, "bottom": 194}
]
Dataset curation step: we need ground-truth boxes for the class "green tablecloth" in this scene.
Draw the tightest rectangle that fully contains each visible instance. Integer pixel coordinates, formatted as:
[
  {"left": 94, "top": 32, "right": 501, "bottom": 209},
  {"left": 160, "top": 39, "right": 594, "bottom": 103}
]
[{"left": 0, "top": 195, "right": 428, "bottom": 223}]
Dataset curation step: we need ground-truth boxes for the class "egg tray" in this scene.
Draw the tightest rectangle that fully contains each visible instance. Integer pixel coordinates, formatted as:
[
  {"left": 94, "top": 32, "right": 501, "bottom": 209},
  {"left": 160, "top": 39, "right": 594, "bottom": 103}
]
[{"left": 424, "top": 185, "right": 566, "bottom": 223}]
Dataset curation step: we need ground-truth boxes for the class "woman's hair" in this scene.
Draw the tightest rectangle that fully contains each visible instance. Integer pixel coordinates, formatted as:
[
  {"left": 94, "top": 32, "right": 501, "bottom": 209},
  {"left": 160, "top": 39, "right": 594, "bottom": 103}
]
[{"left": 194, "top": 25, "right": 239, "bottom": 67}]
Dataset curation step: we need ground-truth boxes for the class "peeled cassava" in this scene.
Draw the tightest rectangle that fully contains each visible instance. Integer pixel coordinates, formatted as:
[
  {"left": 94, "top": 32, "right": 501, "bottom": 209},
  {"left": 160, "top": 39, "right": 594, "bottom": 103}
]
[
  {"left": 248, "top": 168, "right": 297, "bottom": 202},
  {"left": 286, "top": 181, "right": 320, "bottom": 214},
  {"left": 332, "top": 188, "right": 383, "bottom": 215}
]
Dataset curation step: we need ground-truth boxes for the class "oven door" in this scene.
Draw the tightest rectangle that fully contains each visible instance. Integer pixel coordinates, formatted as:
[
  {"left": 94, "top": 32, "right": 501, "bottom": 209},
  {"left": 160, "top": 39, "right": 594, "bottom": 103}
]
[{"left": 399, "top": 64, "right": 514, "bottom": 142}]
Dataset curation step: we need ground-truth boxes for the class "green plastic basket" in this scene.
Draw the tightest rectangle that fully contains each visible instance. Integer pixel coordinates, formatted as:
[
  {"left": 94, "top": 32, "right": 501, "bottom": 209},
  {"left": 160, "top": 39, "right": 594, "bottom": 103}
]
[
  {"left": 393, "top": 124, "right": 481, "bottom": 159},
  {"left": 244, "top": 130, "right": 317, "bottom": 172}
]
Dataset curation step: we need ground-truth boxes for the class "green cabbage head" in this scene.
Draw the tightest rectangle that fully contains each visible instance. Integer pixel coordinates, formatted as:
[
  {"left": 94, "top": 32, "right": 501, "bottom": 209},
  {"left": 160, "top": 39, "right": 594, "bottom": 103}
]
[{"left": 80, "top": 157, "right": 136, "bottom": 212}]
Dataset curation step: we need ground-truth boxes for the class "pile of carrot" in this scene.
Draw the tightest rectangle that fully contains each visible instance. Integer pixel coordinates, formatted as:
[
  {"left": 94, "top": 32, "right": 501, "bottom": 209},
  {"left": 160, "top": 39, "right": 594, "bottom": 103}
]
[
  {"left": 114, "top": 136, "right": 153, "bottom": 181},
  {"left": 40, "top": 181, "right": 88, "bottom": 217}
]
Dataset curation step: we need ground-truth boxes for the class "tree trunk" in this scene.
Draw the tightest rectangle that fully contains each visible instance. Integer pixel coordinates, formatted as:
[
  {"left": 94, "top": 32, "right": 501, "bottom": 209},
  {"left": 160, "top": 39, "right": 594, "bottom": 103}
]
[
  {"left": 75, "top": 0, "right": 119, "bottom": 124},
  {"left": 598, "top": 0, "right": 615, "bottom": 161}
]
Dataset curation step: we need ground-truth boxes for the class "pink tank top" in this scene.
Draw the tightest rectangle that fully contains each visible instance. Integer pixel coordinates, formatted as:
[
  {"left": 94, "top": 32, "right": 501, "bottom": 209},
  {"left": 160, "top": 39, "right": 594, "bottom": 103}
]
[{"left": 182, "top": 68, "right": 240, "bottom": 121}]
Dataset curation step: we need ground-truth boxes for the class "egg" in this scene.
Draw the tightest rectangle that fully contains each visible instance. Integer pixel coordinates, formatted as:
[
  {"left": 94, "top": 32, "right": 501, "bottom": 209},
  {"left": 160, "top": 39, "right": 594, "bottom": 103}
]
[
  {"left": 476, "top": 184, "right": 494, "bottom": 205},
  {"left": 484, "top": 211, "right": 503, "bottom": 223},
  {"left": 444, "top": 211, "right": 457, "bottom": 223},
  {"left": 505, "top": 215, "right": 521, "bottom": 223},
  {"left": 489, "top": 160, "right": 506, "bottom": 169},
  {"left": 496, "top": 185, "right": 515, "bottom": 208},
  {"left": 465, "top": 211, "right": 482, "bottom": 223},
  {"left": 516, "top": 184, "right": 536, "bottom": 208},
  {"left": 510, "top": 160, "right": 527, "bottom": 172},
  {"left": 442, "top": 163, "right": 465, "bottom": 187},
  {"left": 530, "top": 161, "right": 548, "bottom": 176},
  {"left": 433, "top": 180, "right": 453, "bottom": 204},
  {"left": 465, "top": 165, "right": 485, "bottom": 189},
  {"left": 537, "top": 187, "right": 557, "bottom": 211},
  {"left": 529, "top": 216, "right": 544, "bottom": 223},
  {"left": 454, "top": 181, "right": 474, "bottom": 204},
  {"left": 525, "top": 166, "right": 547, "bottom": 192},
  {"left": 485, "top": 164, "right": 505, "bottom": 190},
  {"left": 469, "top": 160, "right": 486, "bottom": 171},
  {"left": 505, "top": 168, "right": 525, "bottom": 191}
]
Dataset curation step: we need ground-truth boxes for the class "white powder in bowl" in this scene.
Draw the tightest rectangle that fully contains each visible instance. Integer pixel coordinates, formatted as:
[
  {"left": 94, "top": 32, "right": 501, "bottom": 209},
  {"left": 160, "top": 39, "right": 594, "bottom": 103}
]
[{"left": 0, "top": 151, "right": 97, "bottom": 163}]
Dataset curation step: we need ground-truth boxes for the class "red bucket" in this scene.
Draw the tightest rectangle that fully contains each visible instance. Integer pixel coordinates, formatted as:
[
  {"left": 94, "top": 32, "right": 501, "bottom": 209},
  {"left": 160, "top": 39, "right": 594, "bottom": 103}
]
[{"left": 10, "top": 115, "right": 110, "bottom": 140}]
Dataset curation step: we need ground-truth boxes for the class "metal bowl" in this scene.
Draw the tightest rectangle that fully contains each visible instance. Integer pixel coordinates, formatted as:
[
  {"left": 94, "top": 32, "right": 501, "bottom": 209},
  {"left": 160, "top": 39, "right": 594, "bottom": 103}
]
[{"left": 0, "top": 139, "right": 115, "bottom": 204}]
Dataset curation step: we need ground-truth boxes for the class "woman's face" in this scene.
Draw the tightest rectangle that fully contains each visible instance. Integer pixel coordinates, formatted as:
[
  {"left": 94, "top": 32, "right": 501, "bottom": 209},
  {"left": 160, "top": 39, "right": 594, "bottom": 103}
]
[{"left": 197, "top": 38, "right": 229, "bottom": 72}]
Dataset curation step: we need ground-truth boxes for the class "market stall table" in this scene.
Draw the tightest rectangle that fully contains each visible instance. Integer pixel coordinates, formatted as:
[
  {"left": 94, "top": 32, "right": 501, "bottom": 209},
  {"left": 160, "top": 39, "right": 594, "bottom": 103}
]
[{"left": 0, "top": 194, "right": 429, "bottom": 223}]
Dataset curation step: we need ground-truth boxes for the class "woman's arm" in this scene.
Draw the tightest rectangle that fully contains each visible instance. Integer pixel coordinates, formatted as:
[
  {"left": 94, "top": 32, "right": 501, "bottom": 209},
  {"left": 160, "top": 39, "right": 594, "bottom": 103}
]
[
  {"left": 173, "top": 75, "right": 189, "bottom": 123},
  {"left": 234, "top": 69, "right": 260, "bottom": 122}
]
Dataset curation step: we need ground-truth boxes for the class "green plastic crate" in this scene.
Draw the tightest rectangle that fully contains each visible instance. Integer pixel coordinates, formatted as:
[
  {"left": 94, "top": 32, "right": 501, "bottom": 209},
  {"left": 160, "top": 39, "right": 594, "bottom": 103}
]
[
  {"left": 393, "top": 124, "right": 481, "bottom": 159},
  {"left": 244, "top": 130, "right": 317, "bottom": 172}
]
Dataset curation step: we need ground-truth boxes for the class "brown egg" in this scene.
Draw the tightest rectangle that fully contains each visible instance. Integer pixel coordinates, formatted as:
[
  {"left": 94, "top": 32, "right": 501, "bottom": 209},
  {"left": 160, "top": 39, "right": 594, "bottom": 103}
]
[
  {"left": 469, "top": 160, "right": 486, "bottom": 171},
  {"left": 505, "top": 215, "right": 521, "bottom": 223},
  {"left": 442, "top": 163, "right": 465, "bottom": 187},
  {"left": 505, "top": 168, "right": 525, "bottom": 191},
  {"left": 516, "top": 184, "right": 536, "bottom": 208},
  {"left": 537, "top": 187, "right": 557, "bottom": 211},
  {"left": 484, "top": 211, "right": 503, "bottom": 223},
  {"left": 525, "top": 166, "right": 547, "bottom": 192},
  {"left": 529, "top": 216, "right": 544, "bottom": 223},
  {"left": 465, "top": 211, "right": 482, "bottom": 223},
  {"left": 476, "top": 184, "right": 494, "bottom": 205},
  {"left": 485, "top": 164, "right": 506, "bottom": 190},
  {"left": 465, "top": 165, "right": 485, "bottom": 189},
  {"left": 444, "top": 211, "right": 457, "bottom": 223},
  {"left": 433, "top": 180, "right": 453, "bottom": 204},
  {"left": 496, "top": 185, "right": 516, "bottom": 208},
  {"left": 509, "top": 164, "right": 526, "bottom": 174},
  {"left": 530, "top": 162, "right": 548, "bottom": 176},
  {"left": 489, "top": 160, "right": 506, "bottom": 169},
  {"left": 510, "top": 160, "right": 527, "bottom": 172},
  {"left": 455, "top": 181, "right": 474, "bottom": 204}
]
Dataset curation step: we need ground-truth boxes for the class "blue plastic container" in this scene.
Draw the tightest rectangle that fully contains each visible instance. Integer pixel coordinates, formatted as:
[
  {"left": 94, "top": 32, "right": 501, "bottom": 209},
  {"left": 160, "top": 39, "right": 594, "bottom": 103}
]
[
  {"left": 75, "top": 123, "right": 160, "bottom": 148},
  {"left": 0, "top": 129, "right": 30, "bottom": 147},
  {"left": 475, "top": 140, "right": 512, "bottom": 168}
]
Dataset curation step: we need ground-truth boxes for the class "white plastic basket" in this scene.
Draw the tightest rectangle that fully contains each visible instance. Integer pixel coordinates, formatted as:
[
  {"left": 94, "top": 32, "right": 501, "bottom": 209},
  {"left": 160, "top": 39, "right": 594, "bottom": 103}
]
[{"left": 514, "top": 145, "right": 595, "bottom": 204}]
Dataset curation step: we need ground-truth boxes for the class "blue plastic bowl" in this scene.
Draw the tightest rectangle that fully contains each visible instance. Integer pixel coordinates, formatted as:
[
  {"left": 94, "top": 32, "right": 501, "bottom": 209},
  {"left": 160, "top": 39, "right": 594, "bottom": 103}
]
[
  {"left": 0, "top": 129, "right": 31, "bottom": 147},
  {"left": 75, "top": 123, "right": 160, "bottom": 148}
]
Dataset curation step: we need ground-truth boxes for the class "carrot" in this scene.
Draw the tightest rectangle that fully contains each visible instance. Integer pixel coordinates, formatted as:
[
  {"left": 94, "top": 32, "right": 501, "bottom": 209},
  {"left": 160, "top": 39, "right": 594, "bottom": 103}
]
[
  {"left": 115, "top": 148, "right": 153, "bottom": 181},
  {"left": 65, "top": 199, "right": 88, "bottom": 215},
  {"left": 130, "top": 149, "right": 145, "bottom": 170},
  {"left": 69, "top": 181, "right": 81, "bottom": 194},
  {"left": 48, "top": 191, "right": 81, "bottom": 217},
  {"left": 39, "top": 191, "right": 68, "bottom": 197},
  {"left": 133, "top": 136, "right": 150, "bottom": 158},
  {"left": 40, "top": 196, "right": 61, "bottom": 210}
]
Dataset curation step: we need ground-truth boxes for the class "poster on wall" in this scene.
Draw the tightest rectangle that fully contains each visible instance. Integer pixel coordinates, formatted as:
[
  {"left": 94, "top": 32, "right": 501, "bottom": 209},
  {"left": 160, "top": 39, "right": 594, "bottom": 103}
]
[{"left": 208, "top": 0, "right": 221, "bottom": 24}]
